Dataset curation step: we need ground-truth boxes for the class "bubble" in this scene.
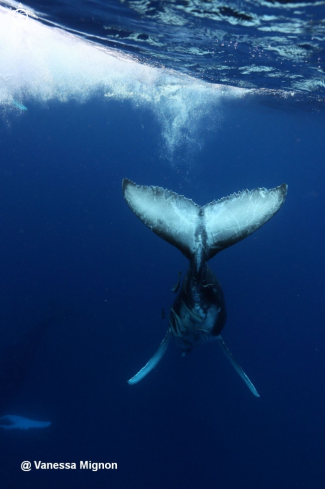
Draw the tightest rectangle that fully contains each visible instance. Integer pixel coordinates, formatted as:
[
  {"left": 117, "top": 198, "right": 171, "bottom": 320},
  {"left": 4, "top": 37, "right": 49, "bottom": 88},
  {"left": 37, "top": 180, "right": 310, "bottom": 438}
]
[{"left": 0, "top": 5, "right": 247, "bottom": 158}]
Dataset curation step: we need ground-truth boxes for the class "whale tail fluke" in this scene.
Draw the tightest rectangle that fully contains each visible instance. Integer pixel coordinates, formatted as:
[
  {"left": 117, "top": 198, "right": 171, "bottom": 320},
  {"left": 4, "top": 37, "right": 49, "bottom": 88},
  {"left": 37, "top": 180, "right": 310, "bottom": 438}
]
[{"left": 122, "top": 179, "right": 287, "bottom": 261}]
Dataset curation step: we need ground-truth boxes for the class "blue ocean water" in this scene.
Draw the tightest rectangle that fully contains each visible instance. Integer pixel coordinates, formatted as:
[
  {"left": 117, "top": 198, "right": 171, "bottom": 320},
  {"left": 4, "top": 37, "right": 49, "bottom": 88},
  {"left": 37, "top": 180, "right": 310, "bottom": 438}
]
[{"left": 0, "top": 1, "right": 324, "bottom": 488}]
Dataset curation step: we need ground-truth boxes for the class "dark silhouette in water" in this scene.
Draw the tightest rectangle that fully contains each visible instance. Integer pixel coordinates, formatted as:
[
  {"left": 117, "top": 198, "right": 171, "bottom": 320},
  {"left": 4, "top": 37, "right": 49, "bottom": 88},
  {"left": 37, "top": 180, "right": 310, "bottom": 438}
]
[{"left": 0, "top": 311, "right": 62, "bottom": 412}]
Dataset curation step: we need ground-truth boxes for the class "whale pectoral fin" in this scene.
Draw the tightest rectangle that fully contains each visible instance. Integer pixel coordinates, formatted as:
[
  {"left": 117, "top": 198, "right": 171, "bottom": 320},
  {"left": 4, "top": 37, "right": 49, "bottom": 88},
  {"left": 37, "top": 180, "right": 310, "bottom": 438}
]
[
  {"left": 0, "top": 415, "right": 51, "bottom": 429},
  {"left": 217, "top": 337, "right": 260, "bottom": 398},
  {"left": 128, "top": 329, "right": 171, "bottom": 385}
]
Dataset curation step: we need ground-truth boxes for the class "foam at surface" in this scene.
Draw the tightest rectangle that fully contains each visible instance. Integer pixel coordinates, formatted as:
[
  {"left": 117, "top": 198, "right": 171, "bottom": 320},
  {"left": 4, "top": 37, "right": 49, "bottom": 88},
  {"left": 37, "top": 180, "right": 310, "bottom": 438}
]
[{"left": 0, "top": 5, "right": 247, "bottom": 155}]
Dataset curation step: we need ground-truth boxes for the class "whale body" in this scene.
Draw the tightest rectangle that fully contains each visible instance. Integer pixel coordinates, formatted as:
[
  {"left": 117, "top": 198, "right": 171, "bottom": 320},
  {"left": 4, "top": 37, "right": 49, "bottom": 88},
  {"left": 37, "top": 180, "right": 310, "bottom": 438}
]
[{"left": 122, "top": 179, "right": 287, "bottom": 396}]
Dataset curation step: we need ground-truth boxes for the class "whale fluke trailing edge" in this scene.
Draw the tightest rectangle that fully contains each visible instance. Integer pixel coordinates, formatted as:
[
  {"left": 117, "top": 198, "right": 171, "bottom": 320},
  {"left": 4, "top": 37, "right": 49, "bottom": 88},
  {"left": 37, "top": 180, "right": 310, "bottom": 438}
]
[{"left": 123, "top": 179, "right": 287, "bottom": 396}]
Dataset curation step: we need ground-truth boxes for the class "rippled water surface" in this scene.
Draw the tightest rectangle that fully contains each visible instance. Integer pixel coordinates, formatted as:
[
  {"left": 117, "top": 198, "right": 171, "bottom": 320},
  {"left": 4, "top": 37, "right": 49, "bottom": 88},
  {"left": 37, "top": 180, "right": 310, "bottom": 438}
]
[{"left": 2, "top": 0, "right": 324, "bottom": 98}]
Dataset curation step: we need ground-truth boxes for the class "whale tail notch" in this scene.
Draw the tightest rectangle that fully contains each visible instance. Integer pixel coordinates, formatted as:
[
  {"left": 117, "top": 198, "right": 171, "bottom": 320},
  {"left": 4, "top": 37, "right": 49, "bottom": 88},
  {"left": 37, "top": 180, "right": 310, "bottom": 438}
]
[{"left": 122, "top": 179, "right": 287, "bottom": 261}]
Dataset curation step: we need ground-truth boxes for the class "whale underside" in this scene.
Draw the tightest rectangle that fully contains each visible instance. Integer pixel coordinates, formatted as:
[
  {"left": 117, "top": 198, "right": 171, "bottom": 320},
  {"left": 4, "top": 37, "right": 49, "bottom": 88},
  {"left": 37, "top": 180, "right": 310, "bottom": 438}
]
[{"left": 122, "top": 179, "right": 287, "bottom": 396}]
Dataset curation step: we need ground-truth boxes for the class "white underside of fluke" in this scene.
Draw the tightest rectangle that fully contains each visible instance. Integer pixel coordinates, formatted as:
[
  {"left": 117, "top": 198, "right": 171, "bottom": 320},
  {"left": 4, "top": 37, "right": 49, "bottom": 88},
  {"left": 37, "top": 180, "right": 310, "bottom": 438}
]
[{"left": 123, "top": 179, "right": 287, "bottom": 259}]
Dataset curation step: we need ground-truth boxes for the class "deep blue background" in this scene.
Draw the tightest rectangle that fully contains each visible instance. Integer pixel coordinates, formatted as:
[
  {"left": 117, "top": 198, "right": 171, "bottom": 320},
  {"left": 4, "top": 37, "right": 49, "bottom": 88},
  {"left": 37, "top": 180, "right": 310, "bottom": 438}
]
[{"left": 0, "top": 96, "right": 324, "bottom": 489}]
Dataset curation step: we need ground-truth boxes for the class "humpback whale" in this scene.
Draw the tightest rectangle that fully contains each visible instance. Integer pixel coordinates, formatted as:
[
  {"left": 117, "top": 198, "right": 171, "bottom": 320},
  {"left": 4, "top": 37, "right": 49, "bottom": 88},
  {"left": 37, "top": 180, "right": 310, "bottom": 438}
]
[
  {"left": 0, "top": 312, "right": 60, "bottom": 412},
  {"left": 122, "top": 179, "right": 287, "bottom": 396}
]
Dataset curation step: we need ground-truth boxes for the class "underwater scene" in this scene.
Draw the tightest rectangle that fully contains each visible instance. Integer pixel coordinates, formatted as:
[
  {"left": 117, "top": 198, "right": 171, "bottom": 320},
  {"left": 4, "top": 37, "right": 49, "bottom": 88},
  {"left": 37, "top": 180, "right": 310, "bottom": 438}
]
[{"left": 0, "top": 0, "right": 324, "bottom": 488}]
